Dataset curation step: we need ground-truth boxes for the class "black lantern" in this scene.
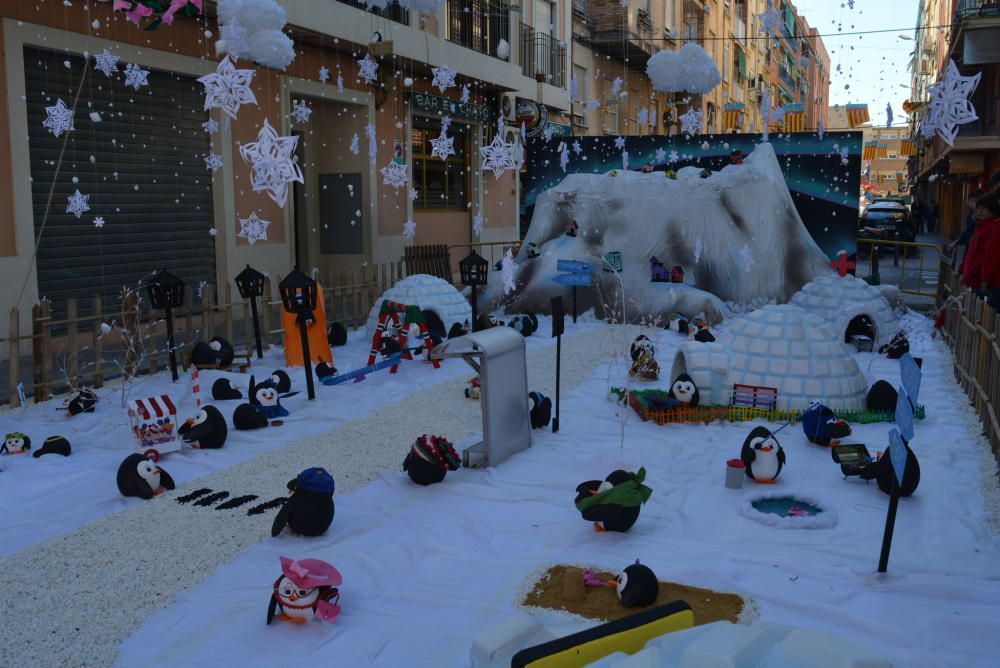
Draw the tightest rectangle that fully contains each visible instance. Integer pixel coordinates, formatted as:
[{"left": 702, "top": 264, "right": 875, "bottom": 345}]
[
  {"left": 278, "top": 268, "right": 318, "bottom": 400},
  {"left": 460, "top": 250, "right": 488, "bottom": 332},
  {"left": 144, "top": 269, "right": 185, "bottom": 381},
  {"left": 235, "top": 265, "right": 266, "bottom": 360}
]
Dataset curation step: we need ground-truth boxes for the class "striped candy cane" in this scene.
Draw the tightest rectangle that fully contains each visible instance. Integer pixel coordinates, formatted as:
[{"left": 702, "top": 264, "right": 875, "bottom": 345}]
[{"left": 190, "top": 367, "right": 201, "bottom": 408}]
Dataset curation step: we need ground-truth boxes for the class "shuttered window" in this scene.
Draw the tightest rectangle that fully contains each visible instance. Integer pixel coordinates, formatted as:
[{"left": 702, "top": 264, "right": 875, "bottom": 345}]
[{"left": 23, "top": 46, "right": 215, "bottom": 316}]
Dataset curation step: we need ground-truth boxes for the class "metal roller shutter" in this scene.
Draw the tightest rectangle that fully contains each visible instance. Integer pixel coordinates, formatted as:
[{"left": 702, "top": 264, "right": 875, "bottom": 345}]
[{"left": 23, "top": 46, "right": 215, "bottom": 317}]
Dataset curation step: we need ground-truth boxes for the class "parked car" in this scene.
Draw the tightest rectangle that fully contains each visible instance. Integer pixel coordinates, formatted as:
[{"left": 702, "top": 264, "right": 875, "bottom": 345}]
[{"left": 858, "top": 202, "right": 915, "bottom": 257}]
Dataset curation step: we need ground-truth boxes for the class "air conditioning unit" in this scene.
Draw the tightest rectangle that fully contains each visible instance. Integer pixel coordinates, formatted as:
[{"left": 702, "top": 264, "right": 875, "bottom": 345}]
[{"left": 500, "top": 93, "right": 517, "bottom": 123}]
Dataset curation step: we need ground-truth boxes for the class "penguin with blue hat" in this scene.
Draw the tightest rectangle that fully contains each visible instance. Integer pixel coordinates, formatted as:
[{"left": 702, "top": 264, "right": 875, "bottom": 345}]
[
  {"left": 271, "top": 467, "right": 335, "bottom": 537},
  {"left": 801, "top": 400, "right": 852, "bottom": 446}
]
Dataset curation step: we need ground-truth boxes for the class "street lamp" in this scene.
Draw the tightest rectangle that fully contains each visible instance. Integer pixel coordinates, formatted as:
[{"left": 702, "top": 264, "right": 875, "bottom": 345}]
[
  {"left": 278, "top": 268, "right": 318, "bottom": 400},
  {"left": 235, "top": 265, "right": 266, "bottom": 360},
  {"left": 460, "top": 250, "right": 488, "bottom": 332},
  {"left": 144, "top": 268, "right": 185, "bottom": 381}
]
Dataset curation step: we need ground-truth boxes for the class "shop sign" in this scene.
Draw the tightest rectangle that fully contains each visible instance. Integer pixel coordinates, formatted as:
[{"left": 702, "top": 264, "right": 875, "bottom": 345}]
[{"left": 411, "top": 91, "right": 491, "bottom": 123}]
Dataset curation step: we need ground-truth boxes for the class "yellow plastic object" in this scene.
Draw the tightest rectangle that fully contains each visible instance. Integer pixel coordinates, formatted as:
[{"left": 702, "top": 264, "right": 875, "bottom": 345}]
[
  {"left": 511, "top": 601, "right": 694, "bottom": 668},
  {"left": 281, "top": 283, "right": 333, "bottom": 367}
]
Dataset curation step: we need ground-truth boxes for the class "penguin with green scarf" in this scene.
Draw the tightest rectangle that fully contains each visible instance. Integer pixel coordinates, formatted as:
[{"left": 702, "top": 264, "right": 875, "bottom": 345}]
[{"left": 574, "top": 468, "right": 652, "bottom": 532}]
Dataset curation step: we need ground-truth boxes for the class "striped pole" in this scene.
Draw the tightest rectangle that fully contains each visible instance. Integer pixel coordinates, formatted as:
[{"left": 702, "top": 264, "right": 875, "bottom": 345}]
[{"left": 191, "top": 367, "right": 201, "bottom": 408}]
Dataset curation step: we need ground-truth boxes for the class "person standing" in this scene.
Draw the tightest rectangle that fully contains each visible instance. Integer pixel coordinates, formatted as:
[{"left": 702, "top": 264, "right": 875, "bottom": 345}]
[
  {"left": 963, "top": 193, "right": 1000, "bottom": 301},
  {"left": 949, "top": 189, "right": 985, "bottom": 263},
  {"left": 977, "top": 193, "right": 1000, "bottom": 309}
]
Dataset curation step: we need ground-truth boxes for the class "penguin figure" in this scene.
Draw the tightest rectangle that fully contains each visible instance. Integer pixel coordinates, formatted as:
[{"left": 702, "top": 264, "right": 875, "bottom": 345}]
[
  {"left": 190, "top": 336, "right": 235, "bottom": 367},
  {"left": 629, "top": 335, "right": 655, "bottom": 362},
  {"left": 269, "top": 370, "right": 293, "bottom": 395},
  {"left": 615, "top": 561, "right": 659, "bottom": 608},
  {"left": 879, "top": 332, "right": 910, "bottom": 359},
  {"left": 1, "top": 433, "right": 30, "bottom": 455},
  {"left": 694, "top": 328, "right": 716, "bottom": 342},
  {"left": 667, "top": 373, "right": 700, "bottom": 407},
  {"left": 524, "top": 242, "right": 541, "bottom": 258},
  {"left": 271, "top": 467, "right": 336, "bottom": 537},
  {"left": 116, "top": 453, "right": 175, "bottom": 499},
  {"left": 178, "top": 405, "right": 228, "bottom": 449},
  {"left": 666, "top": 314, "right": 689, "bottom": 335},
  {"left": 508, "top": 313, "right": 538, "bottom": 337},
  {"left": 233, "top": 403, "right": 268, "bottom": 430},
  {"left": 851, "top": 440, "right": 921, "bottom": 497},
  {"left": 249, "top": 376, "right": 289, "bottom": 420},
  {"left": 529, "top": 391, "right": 552, "bottom": 429},
  {"left": 411, "top": 331, "right": 443, "bottom": 361},
  {"left": 801, "top": 401, "right": 852, "bottom": 446},
  {"left": 741, "top": 426, "right": 785, "bottom": 483},
  {"left": 267, "top": 556, "right": 342, "bottom": 625},
  {"left": 447, "top": 321, "right": 469, "bottom": 339},
  {"left": 327, "top": 321, "right": 348, "bottom": 347},
  {"left": 211, "top": 378, "right": 243, "bottom": 401},
  {"left": 629, "top": 335, "right": 659, "bottom": 380},
  {"left": 421, "top": 310, "right": 447, "bottom": 340},
  {"left": 403, "top": 435, "right": 461, "bottom": 486},
  {"left": 315, "top": 362, "right": 338, "bottom": 380},
  {"left": 33, "top": 436, "right": 71, "bottom": 458},
  {"left": 866, "top": 380, "right": 899, "bottom": 412},
  {"left": 65, "top": 388, "right": 98, "bottom": 416},
  {"left": 574, "top": 468, "right": 652, "bottom": 533}
]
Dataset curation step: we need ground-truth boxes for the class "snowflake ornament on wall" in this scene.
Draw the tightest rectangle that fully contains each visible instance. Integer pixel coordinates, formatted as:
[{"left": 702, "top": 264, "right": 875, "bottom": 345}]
[
  {"left": 93, "top": 217, "right": 106, "bottom": 229},
  {"left": 559, "top": 142, "right": 569, "bottom": 172},
  {"left": 380, "top": 160, "right": 409, "bottom": 190},
  {"left": 614, "top": 136, "right": 626, "bottom": 150},
  {"left": 357, "top": 54, "right": 379, "bottom": 84},
  {"left": 204, "top": 153, "right": 224, "bottom": 171},
  {"left": 290, "top": 99, "right": 313, "bottom": 124},
  {"left": 202, "top": 118, "right": 219, "bottom": 134},
  {"left": 318, "top": 66, "right": 331, "bottom": 83},
  {"left": 237, "top": 211, "right": 270, "bottom": 245},
  {"left": 480, "top": 121, "right": 516, "bottom": 179},
  {"left": 349, "top": 133, "right": 360, "bottom": 155},
  {"left": 679, "top": 108, "right": 703, "bottom": 135},
  {"left": 431, "top": 64, "right": 457, "bottom": 93},
  {"left": 922, "top": 59, "right": 981, "bottom": 147},
  {"left": 654, "top": 148, "right": 666, "bottom": 162},
  {"left": 198, "top": 55, "right": 258, "bottom": 120},
  {"left": 430, "top": 133, "right": 455, "bottom": 160},
  {"left": 758, "top": 6, "right": 782, "bottom": 38},
  {"left": 238, "top": 119, "right": 304, "bottom": 207},
  {"left": 403, "top": 218, "right": 416, "bottom": 238},
  {"left": 42, "top": 99, "right": 74, "bottom": 137},
  {"left": 460, "top": 84, "right": 470, "bottom": 103},
  {"left": 473, "top": 213, "right": 484, "bottom": 236},
  {"left": 94, "top": 49, "right": 119, "bottom": 78},
  {"left": 123, "top": 63, "right": 150, "bottom": 91},
  {"left": 66, "top": 190, "right": 90, "bottom": 219}
]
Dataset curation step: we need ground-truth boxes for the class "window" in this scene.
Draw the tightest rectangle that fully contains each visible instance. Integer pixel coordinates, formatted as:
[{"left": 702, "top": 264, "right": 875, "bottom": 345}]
[
  {"left": 412, "top": 119, "right": 469, "bottom": 210},
  {"left": 723, "top": 45, "right": 730, "bottom": 81},
  {"left": 887, "top": 153, "right": 898, "bottom": 159},
  {"left": 573, "top": 64, "right": 588, "bottom": 127}
]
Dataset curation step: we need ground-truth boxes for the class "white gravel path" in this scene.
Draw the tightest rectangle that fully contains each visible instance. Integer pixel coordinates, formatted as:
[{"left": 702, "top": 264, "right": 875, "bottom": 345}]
[{"left": 0, "top": 325, "right": 629, "bottom": 668}]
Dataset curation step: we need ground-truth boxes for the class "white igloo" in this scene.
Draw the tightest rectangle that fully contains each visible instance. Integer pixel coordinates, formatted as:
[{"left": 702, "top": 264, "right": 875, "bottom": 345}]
[
  {"left": 670, "top": 304, "right": 868, "bottom": 411},
  {"left": 790, "top": 274, "right": 898, "bottom": 345},
  {"left": 365, "top": 274, "right": 471, "bottom": 337}
]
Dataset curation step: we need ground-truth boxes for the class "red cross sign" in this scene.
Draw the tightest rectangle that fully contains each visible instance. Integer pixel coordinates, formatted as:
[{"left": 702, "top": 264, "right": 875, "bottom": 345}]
[{"left": 831, "top": 251, "right": 856, "bottom": 277}]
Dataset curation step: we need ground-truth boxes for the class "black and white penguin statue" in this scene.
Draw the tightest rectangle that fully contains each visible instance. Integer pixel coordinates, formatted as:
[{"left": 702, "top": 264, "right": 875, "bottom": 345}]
[
  {"left": 574, "top": 468, "right": 653, "bottom": 533},
  {"left": 403, "top": 435, "right": 461, "bottom": 486},
  {"left": 65, "top": 388, "right": 98, "bottom": 416},
  {"left": 447, "top": 321, "right": 469, "bottom": 339},
  {"left": 2, "top": 433, "right": 30, "bottom": 455},
  {"left": 178, "top": 405, "right": 228, "bottom": 449},
  {"left": 233, "top": 402, "right": 268, "bottom": 430},
  {"left": 508, "top": 313, "right": 538, "bottom": 337},
  {"left": 33, "top": 436, "right": 71, "bottom": 458},
  {"left": 879, "top": 332, "right": 910, "bottom": 359},
  {"left": 271, "top": 467, "right": 336, "bottom": 537},
  {"left": 249, "top": 375, "right": 289, "bottom": 420},
  {"left": 529, "top": 391, "right": 552, "bottom": 429},
  {"left": 269, "top": 370, "right": 293, "bottom": 395},
  {"left": 741, "top": 426, "right": 785, "bottom": 483},
  {"left": 694, "top": 328, "right": 716, "bottom": 343},
  {"left": 615, "top": 561, "right": 659, "bottom": 608},
  {"left": 667, "top": 373, "right": 700, "bottom": 407},
  {"left": 116, "top": 453, "right": 175, "bottom": 499},
  {"left": 315, "top": 361, "right": 338, "bottom": 380},
  {"left": 800, "top": 401, "right": 852, "bottom": 446},
  {"left": 190, "top": 336, "right": 235, "bottom": 367},
  {"left": 211, "top": 378, "right": 243, "bottom": 401},
  {"left": 327, "top": 322, "right": 348, "bottom": 347}
]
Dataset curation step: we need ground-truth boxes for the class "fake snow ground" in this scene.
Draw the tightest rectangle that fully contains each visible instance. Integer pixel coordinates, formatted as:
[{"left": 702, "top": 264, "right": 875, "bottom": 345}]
[{"left": 104, "top": 313, "right": 1000, "bottom": 668}]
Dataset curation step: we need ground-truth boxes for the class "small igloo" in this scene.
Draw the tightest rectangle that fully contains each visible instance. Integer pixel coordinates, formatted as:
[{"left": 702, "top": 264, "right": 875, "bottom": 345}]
[
  {"left": 670, "top": 304, "right": 868, "bottom": 411},
  {"left": 790, "top": 274, "right": 898, "bottom": 346},
  {"left": 365, "top": 274, "right": 471, "bottom": 338}
]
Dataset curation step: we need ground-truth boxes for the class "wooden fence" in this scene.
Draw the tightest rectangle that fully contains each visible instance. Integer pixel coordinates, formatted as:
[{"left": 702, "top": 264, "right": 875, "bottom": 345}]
[
  {"left": 0, "top": 262, "right": 406, "bottom": 407},
  {"left": 937, "top": 261, "right": 1000, "bottom": 464}
]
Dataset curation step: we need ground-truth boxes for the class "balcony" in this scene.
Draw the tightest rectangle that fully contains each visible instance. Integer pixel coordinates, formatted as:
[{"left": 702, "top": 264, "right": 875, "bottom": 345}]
[
  {"left": 733, "top": 18, "right": 746, "bottom": 41},
  {"left": 957, "top": 0, "right": 1000, "bottom": 19},
  {"left": 334, "top": 0, "right": 409, "bottom": 25},
  {"left": 583, "top": 0, "right": 657, "bottom": 66},
  {"left": 779, "top": 66, "right": 796, "bottom": 92},
  {"left": 520, "top": 24, "right": 567, "bottom": 87},
  {"left": 445, "top": 0, "right": 510, "bottom": 60}
]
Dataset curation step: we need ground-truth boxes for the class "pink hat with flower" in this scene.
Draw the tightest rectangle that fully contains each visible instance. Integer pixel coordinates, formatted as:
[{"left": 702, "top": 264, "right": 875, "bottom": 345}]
[{"left": 279, "top": 556, "right": 343, "bottom": 589}]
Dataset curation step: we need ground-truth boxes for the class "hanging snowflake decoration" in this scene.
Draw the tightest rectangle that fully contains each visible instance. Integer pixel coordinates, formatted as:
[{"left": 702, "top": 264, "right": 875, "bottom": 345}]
[
  {"left": 365, "top": 123, "right": 377, "bottom": 159},
  {"left": 573, "top": 140, "right": 583, "bottom": 155},
  {"left": 357, "top": 54, "right": 379, "bottom": 84},
  {"left": 93, "top": 49, "right": 119, "bottom": 78},
  {"left": 198, "top": 55, "right": 258, "bottom": 120},
  {"left": 410, "top": 188, "right": 419, "bottom": 202},
  {"left": 431, "top": 64, "right": 457, "bottom": 93},
  {"left": 402, "top": 218, "right": 417, "bottom": 238},
  {"left": 202, "top": 118, "right": 219, "bottom": 134},
  {"left": 654, "top": 148, "right": 666, "bottom": 162},
  {"left": 337, "top": 73, "right": 345, "bottom": 93},
  {"left": 237, "top": 211, "right": 270, "bottom": 245},
  {"left": 614, "top": 136, "right": 626, "bottom": 150},
  {"left": 679, "top": 108, "right": 703, "bottom": 135},
  {"left": 559, "top": 142, "right": 570, "bottom": 172},
  {"left": 430, "top": 133, "right": 455, "bottom": 160},
  {"left": 123, "top": 63, "right": 150, "bottom": 91},
  {"left": 440, "top": 115, "right": 452, "bottom": 133},
  {"left": 318, "top": 66, "right": 331, "bottom": 83},
  {"left": 542, "top": 125, "right": 555, "bottom": 142},
  {"left": 621, "top": 150, "right": 629, "bottom": 171},
  {"left": 500, "top": 249, "right": 517, "bottom": 295},
  {"left": 668, "top": 149, "right": 679, "bottom": 163},
  {"left": 349, "top": 133, "right": 360, "bottom": 155},
  {"left": 460, "top": 84, "right": 470, "bottom": 103},
  {"left": 758, "top": 6, "right": 782, "bottom": 38},
  {"left": 638, "top": 107, "right": 649, "bottom": 126},
  {"left": 480, "top": 121, "right": 516, "bottom": 179},
  {"left": 66, "top": 190, "right": 90, "bottom": 219},
  {"left": 290, "top": 99, "right": 313, "bottom": 125},
  {"left": 817, "top": 121, "right": 825, "bottom": 140},
  {"left": 611, "top": 77, "right": 623, "bottom": 95},
  {"left": 380, "top": 160, "right": 409, "bottom": 190},
  {"left": 512, "top": 140, "right": 525, "bottom": 169},
  {"left": 238, "top": 119, "right": 304, "bottom": 207},
  {"left": 473, "top": 213, "right": 484, "bottom": 237},
  {"left": 42, "top": 99, "right": 74, "bottom": 138},
  {"left": 922, "top": 59, "right": 982, "bottom": 147},
  {"left": 588, "top": 99, "right": 601, "bottom": 110},
  {"left": 885, "top": 102, "right": 893, "bottom": 128},
  {"left": 204, "top": 153, "right": 224, "bottom": 171},
  {"left": 93, "top": 217, "right": 106, "bottom": 229}
]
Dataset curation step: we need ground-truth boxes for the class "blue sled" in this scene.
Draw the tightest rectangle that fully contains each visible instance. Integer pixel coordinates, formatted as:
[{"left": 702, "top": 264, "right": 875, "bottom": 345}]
[{"left": 318, "top": 355, "right": 403, "bottom": 386}]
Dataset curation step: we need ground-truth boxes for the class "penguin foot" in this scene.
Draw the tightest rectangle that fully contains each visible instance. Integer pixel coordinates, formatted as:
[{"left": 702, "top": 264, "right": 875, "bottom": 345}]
[
  {"left": 276, "top": 614, "right": 293, "bottom": 622},
  {"left": 288, "top": 617, "right": 308, "bottom": 624},
  {"left": 593, "top": 522, "right": 606, "bottom": 533}
]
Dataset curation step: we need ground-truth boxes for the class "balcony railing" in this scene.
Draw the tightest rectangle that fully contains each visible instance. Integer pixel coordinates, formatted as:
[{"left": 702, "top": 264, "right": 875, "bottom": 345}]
[
  {"left": 335, "top": 0, "right": 409, "bottom": 25},
  {"left": 957, "top": 0, "right": 1000, "bottom": 19},
  {"left": 779, "top": 66, "right": 796, "bottom": 92},
  {"left": 520, "top": 23, "right": 567, "bottom": 87},
  {"left": 583, "top": 0, "right": 657, "bottom": 65},
  {"left": 446, "top": 0, "right": 511, "bottom": 60}
]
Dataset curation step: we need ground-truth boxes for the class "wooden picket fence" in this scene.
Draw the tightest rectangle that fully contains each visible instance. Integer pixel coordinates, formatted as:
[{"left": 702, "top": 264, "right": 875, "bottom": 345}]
[
  {"left": 0, "top": 262, "right": 406, "bottom": 407},
  {"left": 937, "top": 261, "right": 1000, "bottom": 464}
]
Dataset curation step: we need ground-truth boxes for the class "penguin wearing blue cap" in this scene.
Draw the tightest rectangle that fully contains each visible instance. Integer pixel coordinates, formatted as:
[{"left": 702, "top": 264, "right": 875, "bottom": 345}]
[
  {"left": 271, "top": 467, "right": 335, "bottom": 537},
  {"left": 801, "top": 400, "right": 852, "bottom": 446}
]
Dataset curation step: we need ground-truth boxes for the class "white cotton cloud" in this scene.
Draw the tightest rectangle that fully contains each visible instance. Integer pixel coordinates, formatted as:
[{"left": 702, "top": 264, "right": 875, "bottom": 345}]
[
  {"left": 646, "top": 43, "right": 721, "bottom": 94},
  {"left": 217, "top": 0, "right": 296, "bottom": 70}
]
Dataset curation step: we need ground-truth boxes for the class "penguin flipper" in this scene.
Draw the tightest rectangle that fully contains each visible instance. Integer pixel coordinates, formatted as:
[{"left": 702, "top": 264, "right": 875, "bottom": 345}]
[
  {"left": 267, "top": 596, "right": 278, "bottom": 625},
  {"left": 159, "top": 470, "right": 176, "bottom": 490},
  {"left": 135, "top": 484, "right": 155, "bottom": 501},
  {"left": 778, "top": 449, "right": 786, "bottom": 466},
  {"left": 271, "top": 501, "right": 293, "bottom": 537}
]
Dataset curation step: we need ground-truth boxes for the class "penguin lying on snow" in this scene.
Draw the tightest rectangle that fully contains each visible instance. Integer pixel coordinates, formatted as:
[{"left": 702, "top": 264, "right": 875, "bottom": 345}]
[
  {"left": 529, "top": 392, "right": 552, "bottom": 429},
  {"left": 801, "top": 401, "right": 852, "bottom": 446},
  {"left": 267, "top": 556, "right": 342, "bottom": 625},
  {"left": 616, "top": 561, "right": 659, "bottom": 608},
  {"left": 741, "top": 426, "right": 785, "bottom": 483},
  {"left": 667, "top": 373, "right": 700, "bottom": 407},
  {"left": 271, "top": 467, "right": 336, "bottom": 537},
  {"left": 33, "top": 436, "right": 71, "bottom": 458},
  {"left": 2, "top": 433, "right": 30, "bottom": 455},
  {"left": 116, "top": 453, "right": 175, "bottom": 499},
  {"left": 178, "top": 405, "right": 228, "bottom": 449},
  {"left": 879, "top": 331, "right": 910, "bottom": 359},
  {"left": 190, "top": 336, "right": 235, "bottom": 367},
  {"left": 575, "top": 468, "right": 652, "bottom": 532},
  {"left": 403, "top": 435, "right": 461, "bottom": 486},
  {"left": 508, "top": 313, "right": 538, "bottom": 337},
  {"left": 65, "top": 388, "right": 98, "bottom": 416},
  {"left": 211, "top": 378, "right": 243, "bottom": 401},
  {"left": 315, "top": 362, "right": 338, "bottom": 381},
  {"left": 233, "top": 403, "right": 269, "bottom": 430}
]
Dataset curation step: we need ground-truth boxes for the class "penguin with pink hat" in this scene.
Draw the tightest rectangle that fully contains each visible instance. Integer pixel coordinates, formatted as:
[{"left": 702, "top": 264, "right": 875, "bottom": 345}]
[{"left": 267, "top": 556, "right": 343, "bottom": 625}]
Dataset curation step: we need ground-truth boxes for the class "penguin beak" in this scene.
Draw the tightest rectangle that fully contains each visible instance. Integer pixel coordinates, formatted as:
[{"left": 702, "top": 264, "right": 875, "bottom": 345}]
[
  {"left": 605, "top": 579, "right": 618, "bottom": 588},
  {"left": 184, "top": 418, "right": 195, "bottom": 426},
  {"left": 153, "top": 468, "right": 162, "bottom": 475},
  {"left": 289, "top": 594, "right": 298, "bottom": 601},
  {"left": 759, "top": 445, "right": 773, "bottom": 452}
]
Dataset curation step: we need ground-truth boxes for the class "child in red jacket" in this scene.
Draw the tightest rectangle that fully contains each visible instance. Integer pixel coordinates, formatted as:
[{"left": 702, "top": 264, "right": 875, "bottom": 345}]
[
  {"left": 963, "top": 193, "right": 1000, "bottom": 301},
  {"left": 978, "top": 194, "right": 1000, "bottom": 308}
]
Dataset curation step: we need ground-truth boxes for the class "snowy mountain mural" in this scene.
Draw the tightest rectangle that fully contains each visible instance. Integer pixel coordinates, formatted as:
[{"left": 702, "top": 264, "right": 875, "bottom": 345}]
[{"left": 489, "top": 142, "right": 837, "bottom": 324}]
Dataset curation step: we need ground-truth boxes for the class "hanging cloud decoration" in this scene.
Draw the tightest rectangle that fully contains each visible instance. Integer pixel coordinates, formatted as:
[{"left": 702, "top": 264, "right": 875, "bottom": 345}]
[
  {"left": 216, "top": 0, "right": 296, "bottom": 70},
  {"left": 646, "top": 43, "right": 721, "bottom": 94}
]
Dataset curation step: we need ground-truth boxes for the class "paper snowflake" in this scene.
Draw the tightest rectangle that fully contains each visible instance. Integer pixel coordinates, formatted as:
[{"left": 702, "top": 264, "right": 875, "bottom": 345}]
[
  {"left": 501, "top": 249, "right": 517, "bottom": 294},
  {"left": 203, "top": 118, "right": 219, "bottom": 134},
  {"left": 655, "top": 148, "right": 666, "bottom": 162},
  {"left": 198, "top": 55, "right": 258, "bottom": 120},
  {"left": 123, "top": 63, "right": 150, "bottom": 90},
  {"left": 430, "top": 133, "right": 455, "bottom": 160},
  {"left": 758, "top": 6, "right": 782, "bottom": 37},
  {"left": 441, "top": 115, "right": 452, "bottom": 133},
  {"left": 349, "top": 133, "right": 360, "bottom": 155},
  {"left": 559, "top": 142, "right": 570, "bottom": 172},
  {"left": 611, "top": 76, "right": 623, "bottom": 95},
  {"left": 42, "top": 99, "right": 74, "bottom": 137},
  {"left": 668, "top": 149, "right": 679, "bottom": 163},
  {"left": 923, "top": 59, "right": 981, "bottom": 147},
  {"left": 290, "top": 99, "right": 313, "bottom": 124},
  {"left": 66, "top": 190, "right": 90, "bottom": 219},
  {"left": 542, "top": 124, "right": 555, "bottom": 142},
  {"left": 403, "top": 218, "right": 416, "bottom": 238},
  {"left": 380, "top": 161, "right": 409, "bottom": 190},
  {"left": 94, "top": 49, "right": 119, "bottom": 78},
  {"left": 238, "top": 119, "right": 304, "bottom": 207},
  {"left": 237, "top": 211, "right": 270, "bottom": 245},
  {"left": 480, "top": 123, "right": 516, "bottom": 179},
  {"left": 679, "top": 108, "right": 703, "bottom": 135},
  {"left": 204, "top": 153, "right": 224, "bottom": 171},
  {"left": 365, "top": 123, "right": 377, "bottom": 159},
  {"left": 357, "top": 54, "right": 379, "bottom": 84},
  {"left": 93, "top": 217, "right": 106, "bottom": 229},
  {"left": 460, "top": 84, "right": 470, "bottom": 103},
  {"left": 817, "top": 121, "right": 825, "bottom": 140},
  {"left": 614, "top": 136, "right": 626, "bottom": 150},
  {"left": 588, "top": 99, "right": 601, "bottom": 110},
  {"left": 512, "top": 140, "right": 525, "bottom": 169},
  {"left": 573, "top": 140, "right": 583, "bottom": 155},
  {"left": 473, "top": 213, "right": 484, "bottom": 236},
  {"left": 410, "top": 188, "right": 419, "bottom": 202},
  {"left": 886, "top": 102, "right": 893, "bottom": 128},
  {"left": 431, "top": 65, "right": 457, "bottom": 93},
  {"left": 319, "top": 66, "right": 331, "bottom": 83},
  {"left": 337, "top": 73, "right": 344, "bottom": 93}
]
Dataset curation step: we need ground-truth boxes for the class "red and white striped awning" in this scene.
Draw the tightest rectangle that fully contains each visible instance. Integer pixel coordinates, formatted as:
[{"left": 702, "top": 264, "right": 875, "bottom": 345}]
[{"left": 130, "top": 395, "right": 177, "bottom": 420}]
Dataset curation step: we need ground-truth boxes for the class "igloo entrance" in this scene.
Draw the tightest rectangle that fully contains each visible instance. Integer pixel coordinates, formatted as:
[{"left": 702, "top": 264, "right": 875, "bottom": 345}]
[{"left": 844, "top": 314, "right": 875, "bottom": 344}]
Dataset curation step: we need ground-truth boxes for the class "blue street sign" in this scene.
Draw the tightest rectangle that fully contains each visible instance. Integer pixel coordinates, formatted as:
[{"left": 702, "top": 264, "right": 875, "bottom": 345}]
[
  {"left": 899, "top": 353, "right": 922, "bottom": 405},
  {"left": 557, "top": 259, "right": 594, "bottom": 274},
  {"left": 894, "top": 386, "right": 915, "bottom": 442},
  {"left": 551, "top": 272, "right": 593, "bottom": 287},
  {"left": 888, "top": 429, "right": 908, "bottom": 488}
]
